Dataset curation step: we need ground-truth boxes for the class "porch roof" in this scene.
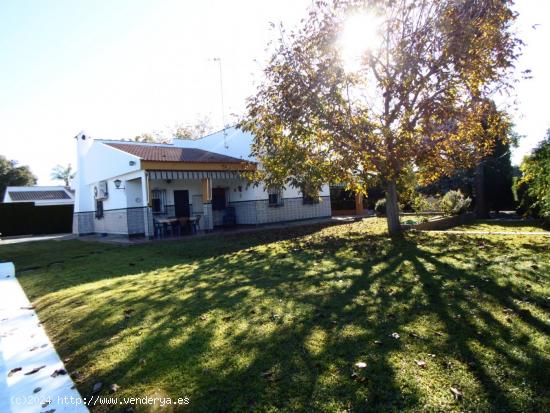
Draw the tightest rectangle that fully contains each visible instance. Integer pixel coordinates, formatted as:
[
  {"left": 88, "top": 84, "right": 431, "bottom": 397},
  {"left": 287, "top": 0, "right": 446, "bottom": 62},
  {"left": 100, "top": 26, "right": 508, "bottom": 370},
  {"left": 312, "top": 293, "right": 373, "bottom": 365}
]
[{"left": 148, "top": 170, "right": 242, "bottom": 180}]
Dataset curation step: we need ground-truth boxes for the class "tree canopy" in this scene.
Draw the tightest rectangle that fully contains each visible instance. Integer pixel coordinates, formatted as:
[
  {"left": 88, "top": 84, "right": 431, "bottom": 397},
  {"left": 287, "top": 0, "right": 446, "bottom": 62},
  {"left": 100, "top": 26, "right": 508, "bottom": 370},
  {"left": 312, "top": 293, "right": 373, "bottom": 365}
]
[
  {"left": 0, "top": 155, "right": 37, "bottom": 199},
  {"left": 51, "top": 164, "right": 75, "bottom": 187},
  {"left": 241, "top": 0, "right": 521, "bottom": 233},
  {"left": 515, "top": 130, "right": 550, "bottom": 225}
]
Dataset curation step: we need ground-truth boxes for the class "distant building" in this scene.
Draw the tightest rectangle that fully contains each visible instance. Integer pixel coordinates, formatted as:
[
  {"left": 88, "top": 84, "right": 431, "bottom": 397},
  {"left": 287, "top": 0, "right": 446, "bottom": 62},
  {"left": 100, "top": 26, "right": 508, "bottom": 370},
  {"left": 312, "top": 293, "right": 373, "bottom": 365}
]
[{"left": 3, "top": 186, "right": 74, "bottom": 206}]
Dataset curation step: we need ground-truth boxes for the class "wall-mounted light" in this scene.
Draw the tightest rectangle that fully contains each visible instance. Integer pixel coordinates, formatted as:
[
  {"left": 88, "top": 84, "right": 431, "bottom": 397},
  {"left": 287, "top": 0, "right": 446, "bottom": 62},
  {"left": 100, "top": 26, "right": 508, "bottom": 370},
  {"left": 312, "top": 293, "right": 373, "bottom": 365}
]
[
  {"left": 129, "top": 160, "right": 136, "bottom": 166},
  {"left": 114, "top": 179, "right": 125, "bottom": 189}
]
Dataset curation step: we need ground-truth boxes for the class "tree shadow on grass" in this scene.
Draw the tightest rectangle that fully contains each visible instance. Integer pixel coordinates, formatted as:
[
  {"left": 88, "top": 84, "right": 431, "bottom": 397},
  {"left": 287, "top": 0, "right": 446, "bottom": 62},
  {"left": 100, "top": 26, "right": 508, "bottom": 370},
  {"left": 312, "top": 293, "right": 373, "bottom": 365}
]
[{"left": 10, "top": 222, "right": 550, "bottom": 412}]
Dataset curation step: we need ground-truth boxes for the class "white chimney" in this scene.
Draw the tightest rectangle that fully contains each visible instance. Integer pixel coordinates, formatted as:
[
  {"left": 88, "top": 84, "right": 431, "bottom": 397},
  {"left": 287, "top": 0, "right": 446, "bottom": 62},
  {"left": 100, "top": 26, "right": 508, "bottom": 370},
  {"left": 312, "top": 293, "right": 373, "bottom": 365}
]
[{"left": 74, "top": 132, "right": 94, "bottom": 214}]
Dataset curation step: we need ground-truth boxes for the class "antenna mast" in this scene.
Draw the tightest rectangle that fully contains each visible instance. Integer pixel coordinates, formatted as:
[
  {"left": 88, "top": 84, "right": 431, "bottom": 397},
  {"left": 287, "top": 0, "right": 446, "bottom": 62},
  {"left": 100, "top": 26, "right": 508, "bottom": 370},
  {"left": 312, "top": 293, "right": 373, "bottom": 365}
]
[{"left": 213, "top": 57, "right": 228, "bottom": 149}]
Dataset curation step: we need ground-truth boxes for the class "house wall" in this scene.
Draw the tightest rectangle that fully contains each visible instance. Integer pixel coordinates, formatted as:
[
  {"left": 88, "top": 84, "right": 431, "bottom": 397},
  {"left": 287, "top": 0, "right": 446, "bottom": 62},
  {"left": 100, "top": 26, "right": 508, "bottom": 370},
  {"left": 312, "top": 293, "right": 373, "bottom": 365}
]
[
  {"left": 172, "top": 127, "right": 255, "bottom": 161},
  {"left": 229, "top": 183, "right": 331, "bottom": 225},
  {"left": 83, "top": 142, "right": 140, "bottom": 185}
]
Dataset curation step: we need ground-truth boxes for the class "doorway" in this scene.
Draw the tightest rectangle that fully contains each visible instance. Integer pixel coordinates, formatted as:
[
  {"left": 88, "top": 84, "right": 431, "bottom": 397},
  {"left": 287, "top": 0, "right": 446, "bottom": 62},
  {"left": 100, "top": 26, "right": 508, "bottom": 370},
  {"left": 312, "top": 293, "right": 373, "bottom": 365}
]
[{"left": 174, "top": 190, "right": 190, "bottom": 217}]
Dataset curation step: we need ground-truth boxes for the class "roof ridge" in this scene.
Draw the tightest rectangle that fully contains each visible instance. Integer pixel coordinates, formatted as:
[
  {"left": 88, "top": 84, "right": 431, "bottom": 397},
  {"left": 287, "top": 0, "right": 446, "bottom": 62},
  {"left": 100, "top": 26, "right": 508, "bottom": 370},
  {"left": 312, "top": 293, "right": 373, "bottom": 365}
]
[{"left": 103, "top": 140, "right": 175, "bottom": 148}]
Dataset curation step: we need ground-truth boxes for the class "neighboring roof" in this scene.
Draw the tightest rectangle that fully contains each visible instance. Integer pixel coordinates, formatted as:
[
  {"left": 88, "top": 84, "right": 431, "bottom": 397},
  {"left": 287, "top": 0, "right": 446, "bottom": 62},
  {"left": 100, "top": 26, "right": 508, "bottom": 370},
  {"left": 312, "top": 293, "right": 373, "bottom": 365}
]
[
  {"left": 105, "top": 143, "right": 249, "bottom": 163},
  {"left": 8, "top": 190, "right": 71, "bottom": 201}
]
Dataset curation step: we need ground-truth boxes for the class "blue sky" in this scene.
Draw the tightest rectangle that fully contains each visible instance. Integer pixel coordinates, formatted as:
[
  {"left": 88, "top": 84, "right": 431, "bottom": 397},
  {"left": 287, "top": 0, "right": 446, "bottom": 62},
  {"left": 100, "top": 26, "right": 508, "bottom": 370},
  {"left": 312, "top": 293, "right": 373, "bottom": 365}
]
[{"left": 0, "top": 0, "right": 548, "bottom": 185}]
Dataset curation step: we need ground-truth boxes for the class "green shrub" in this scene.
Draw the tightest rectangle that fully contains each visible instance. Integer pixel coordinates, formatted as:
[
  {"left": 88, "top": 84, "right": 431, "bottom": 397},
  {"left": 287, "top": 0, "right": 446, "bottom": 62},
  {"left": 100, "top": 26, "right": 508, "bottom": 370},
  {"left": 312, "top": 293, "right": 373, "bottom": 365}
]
[
  {"left": 412, "top": 194, "right": 441, "bottom": 213},
  {"left": 514, "top": 132, "right": 550, "bottom": 225},
  {"left": 374, "top": 198, "right": 386, "bottom": 216},
  {"left": 440, "top": 190, "right": 471, "bottom": 216}
]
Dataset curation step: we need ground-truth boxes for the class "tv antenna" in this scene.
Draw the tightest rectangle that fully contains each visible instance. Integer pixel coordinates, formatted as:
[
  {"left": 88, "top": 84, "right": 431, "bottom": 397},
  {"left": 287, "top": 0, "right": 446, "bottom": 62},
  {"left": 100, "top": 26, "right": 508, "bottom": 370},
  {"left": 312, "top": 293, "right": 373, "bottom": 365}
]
[{"left": 213, "top": 57, "right": 228, "bottom": 149}]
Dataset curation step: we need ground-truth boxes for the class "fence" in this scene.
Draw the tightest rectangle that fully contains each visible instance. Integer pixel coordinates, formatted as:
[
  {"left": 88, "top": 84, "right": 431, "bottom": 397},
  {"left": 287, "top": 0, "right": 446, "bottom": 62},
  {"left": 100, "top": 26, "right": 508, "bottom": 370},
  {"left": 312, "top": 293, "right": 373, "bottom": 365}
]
[{"left": 0, "top": 203, "right": 74, "bottom": 236}]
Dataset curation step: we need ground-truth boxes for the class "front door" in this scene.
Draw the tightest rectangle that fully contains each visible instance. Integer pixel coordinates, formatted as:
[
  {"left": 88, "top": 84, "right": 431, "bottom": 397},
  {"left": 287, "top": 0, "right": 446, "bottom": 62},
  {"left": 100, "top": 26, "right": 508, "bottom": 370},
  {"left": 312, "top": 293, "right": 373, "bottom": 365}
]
[{"left": 174, "top": 190, "right": 190, "bottom": 218}]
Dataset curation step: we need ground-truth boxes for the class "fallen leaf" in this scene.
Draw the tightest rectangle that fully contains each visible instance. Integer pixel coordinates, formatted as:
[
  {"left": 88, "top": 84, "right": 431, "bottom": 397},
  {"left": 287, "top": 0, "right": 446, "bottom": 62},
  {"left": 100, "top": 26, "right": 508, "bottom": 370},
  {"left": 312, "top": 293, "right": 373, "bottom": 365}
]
[
  {"left": 34, "top": 387, "right": 42, "bottom": 393},
  {"left": 350, "top": 372, "right": 366, "bottom": 383},
  {"left": 51, "top": 369, "right": 67, "bottom": 378},
  {"left": 414, "top": 360, "right": 427, "bottom": 368},
  {"left": 71, "top": 370, "right": 83, "bottom": 381},
  {"left": 450, "top": 386, "right": 463, "bottom": 400},
  {"left": 8, "top": 367, "right": 22, "bottom": 377},
  {"left": 390, "top": 332, "right": 400, "bottom": 339},
  {"left": 355, "top": 362, "right": 367, "bottom": 369},
  {"left": 109, "top": 383, "right": 120, "bottom": 393},
  {"left": 24, "top": 365, "right": 46, "bottom": 375},
  {"left": 373, "top": 340, "right": 383, "bottom": 345}
]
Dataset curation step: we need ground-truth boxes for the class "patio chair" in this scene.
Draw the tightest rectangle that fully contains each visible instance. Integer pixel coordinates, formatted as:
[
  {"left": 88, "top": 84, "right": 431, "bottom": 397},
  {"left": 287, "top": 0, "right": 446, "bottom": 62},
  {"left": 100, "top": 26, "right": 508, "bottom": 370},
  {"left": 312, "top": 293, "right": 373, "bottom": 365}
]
[
  {"left": 153, "top": 219, "right": 165, "bottom": 239},
  {"left": 191, "top": 214, "right": 201, "bottom": 234},
  {"left": 178, "top": 217, "right": 189, "bottom": 235}
]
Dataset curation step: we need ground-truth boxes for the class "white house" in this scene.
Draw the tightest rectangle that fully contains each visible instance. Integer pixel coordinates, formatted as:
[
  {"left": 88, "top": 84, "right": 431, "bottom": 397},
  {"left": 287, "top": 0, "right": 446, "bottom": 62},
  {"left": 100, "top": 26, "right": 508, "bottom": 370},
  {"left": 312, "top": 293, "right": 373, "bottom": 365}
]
[
  {"left": 3, "top": 186, "right": 74, "bottom": 206},
  {"left": 73, "top": 127, "right": 331, "bottom": 238}
]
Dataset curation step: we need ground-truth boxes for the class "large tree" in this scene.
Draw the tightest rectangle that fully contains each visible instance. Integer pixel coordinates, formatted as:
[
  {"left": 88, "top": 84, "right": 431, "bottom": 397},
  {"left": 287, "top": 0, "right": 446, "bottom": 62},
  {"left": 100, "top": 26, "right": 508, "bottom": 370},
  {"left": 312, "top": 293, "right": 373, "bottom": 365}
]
[
  {"left": 0, "top": 155, "right": 37, "bottom": 199},
  {"left": 241, "top": 0, "right": 521, "bottom": 233}
]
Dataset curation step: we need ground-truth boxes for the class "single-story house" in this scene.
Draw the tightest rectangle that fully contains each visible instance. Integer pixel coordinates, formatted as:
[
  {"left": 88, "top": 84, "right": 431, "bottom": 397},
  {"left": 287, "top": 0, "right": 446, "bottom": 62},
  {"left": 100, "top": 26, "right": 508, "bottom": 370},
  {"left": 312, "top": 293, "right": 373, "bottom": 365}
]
[
  {"left": 73, "top": 127, "right": 331, "bottom": 238},
  {"left": 3, "top": 186, "right": 74, "bottom": 206}
]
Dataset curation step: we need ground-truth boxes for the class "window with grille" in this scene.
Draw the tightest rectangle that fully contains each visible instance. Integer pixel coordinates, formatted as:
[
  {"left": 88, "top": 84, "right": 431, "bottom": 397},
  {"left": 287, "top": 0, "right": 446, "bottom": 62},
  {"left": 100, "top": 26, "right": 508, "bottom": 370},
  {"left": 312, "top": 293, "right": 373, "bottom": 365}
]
[
  {"left": 152, "top": 189, "right": 167, "bottom": 214},
  {"left": 268, "top": 187, "right": 284, "bottom": 207},
  {"left": 95, "top": 199, "right": 104, "bottom": 219}
]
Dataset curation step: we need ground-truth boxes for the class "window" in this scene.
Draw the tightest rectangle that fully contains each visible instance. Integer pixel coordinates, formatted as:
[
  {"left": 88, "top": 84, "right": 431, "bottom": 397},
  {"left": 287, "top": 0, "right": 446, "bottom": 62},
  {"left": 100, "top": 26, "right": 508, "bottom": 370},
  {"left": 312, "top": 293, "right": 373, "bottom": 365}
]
[
  {"left": 152, "top": 189, "right": 167, "bottom": 214},
  {"left": 212, "top": 188, "right": 227, "bottom": 211},
  {"left": 302, "top": 184, "right": 320, "bottom": 205},
  {"left": 268, "top": 187, "right": 284, "bottom": 207},
  {"left": 95, "top": 199, "right": 104, "bottom": 219}
]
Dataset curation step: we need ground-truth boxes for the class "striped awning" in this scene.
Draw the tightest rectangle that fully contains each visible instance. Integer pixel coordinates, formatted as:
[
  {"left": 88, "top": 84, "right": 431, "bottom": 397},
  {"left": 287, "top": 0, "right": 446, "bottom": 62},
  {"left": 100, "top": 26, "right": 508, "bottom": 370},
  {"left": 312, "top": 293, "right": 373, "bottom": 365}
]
[{"left": 148, "top": 170, "right": 241, "bottom": 180}]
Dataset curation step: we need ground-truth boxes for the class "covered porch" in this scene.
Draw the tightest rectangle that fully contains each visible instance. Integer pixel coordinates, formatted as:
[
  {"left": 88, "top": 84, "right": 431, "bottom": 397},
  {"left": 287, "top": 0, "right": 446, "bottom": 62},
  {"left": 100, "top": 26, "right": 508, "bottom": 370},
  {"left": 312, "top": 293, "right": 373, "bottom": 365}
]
[{"left": 143, "top": 169, "right": 249, "bottom": 239}]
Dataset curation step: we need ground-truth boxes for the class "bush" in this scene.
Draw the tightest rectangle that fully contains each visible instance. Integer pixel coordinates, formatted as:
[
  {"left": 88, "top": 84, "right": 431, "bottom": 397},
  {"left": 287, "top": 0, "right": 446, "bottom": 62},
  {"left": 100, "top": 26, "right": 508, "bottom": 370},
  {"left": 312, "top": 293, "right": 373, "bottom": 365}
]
[
  {"left": 440, "top": 190, "right": 471, "bottom": 216},
  {"left": 514, "top": 132, "right": 550, "bottom": 225},
  {"left": 374, "top": 198, "right": 386, "bottom": 216},
  {"left": 412, "top": 194, "right": 441, "bottom": 213}
]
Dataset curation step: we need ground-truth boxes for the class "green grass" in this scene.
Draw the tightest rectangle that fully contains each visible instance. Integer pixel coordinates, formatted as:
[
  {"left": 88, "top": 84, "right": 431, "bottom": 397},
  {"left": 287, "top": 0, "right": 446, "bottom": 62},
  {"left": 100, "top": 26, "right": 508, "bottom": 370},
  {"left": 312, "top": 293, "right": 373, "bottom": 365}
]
[
  {"left": 1, "top": 219, "right": 549, "bottom": 412},
  {"left": 452, "top": 219, "right": 550, "bottom": 233}
]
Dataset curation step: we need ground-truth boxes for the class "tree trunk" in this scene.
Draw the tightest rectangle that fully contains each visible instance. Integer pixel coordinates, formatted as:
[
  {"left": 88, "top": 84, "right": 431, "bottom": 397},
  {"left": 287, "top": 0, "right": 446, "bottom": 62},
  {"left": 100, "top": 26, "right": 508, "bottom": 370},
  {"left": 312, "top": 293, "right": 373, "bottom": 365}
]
[
  {"left": 475, "top": 162, "right": 490, "bottom": 219},
  {"left": 385, "top": 180, "right": 402, "bottom": 234}
]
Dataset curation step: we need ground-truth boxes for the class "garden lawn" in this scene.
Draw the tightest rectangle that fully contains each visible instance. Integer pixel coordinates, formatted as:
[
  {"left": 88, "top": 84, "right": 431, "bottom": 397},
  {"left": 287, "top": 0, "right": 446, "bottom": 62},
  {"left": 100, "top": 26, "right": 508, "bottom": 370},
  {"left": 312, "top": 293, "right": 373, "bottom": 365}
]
[
  {"left": 1, "top": 218, "right": 549, "bottom": 413},
  {"left": 452, "top": 219, "right": 550, "bottom": 233}
]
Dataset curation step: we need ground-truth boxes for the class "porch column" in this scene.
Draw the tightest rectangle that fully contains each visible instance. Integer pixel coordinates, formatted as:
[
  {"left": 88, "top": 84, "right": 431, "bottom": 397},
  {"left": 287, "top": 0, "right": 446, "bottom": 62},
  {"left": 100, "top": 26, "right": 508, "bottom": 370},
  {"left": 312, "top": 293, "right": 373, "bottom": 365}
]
[
  {"left": 355, "top": 192, "right": 364, "bottom": 216},
  {"left": 141, "top": 171, "right": 153, "bottom": 238},
  {"left": 202, "top": 178, "right": 213, "bottom": 231}
]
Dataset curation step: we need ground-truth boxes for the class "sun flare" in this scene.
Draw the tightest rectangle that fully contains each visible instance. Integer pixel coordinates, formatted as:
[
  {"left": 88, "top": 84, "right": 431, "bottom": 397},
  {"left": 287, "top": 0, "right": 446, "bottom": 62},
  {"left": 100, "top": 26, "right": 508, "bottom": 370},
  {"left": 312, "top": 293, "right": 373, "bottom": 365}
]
[{"left": 338, "top": 12, "right": 382, "bottom": 72}]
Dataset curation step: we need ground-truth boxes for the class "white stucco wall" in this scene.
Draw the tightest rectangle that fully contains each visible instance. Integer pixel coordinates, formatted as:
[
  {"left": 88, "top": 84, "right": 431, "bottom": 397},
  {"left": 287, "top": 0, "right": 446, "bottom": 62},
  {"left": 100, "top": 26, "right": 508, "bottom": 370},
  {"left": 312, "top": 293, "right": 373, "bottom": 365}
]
[
  {"left": 172, "top": 127, "right": 255, "bottom": 161},
  {"left": 83, "top": 142, "right": 140, "bottom": 185}
]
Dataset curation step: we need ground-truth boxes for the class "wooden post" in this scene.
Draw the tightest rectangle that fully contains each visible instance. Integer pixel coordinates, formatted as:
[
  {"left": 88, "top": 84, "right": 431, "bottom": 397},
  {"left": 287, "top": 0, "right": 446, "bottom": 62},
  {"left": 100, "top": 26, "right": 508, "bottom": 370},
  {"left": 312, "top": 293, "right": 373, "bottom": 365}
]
[
  {"left": 201, "top": 178, "right": 212, "bottom": 203},
  {"left": 354, "top": 192, "right": 364, "bottom": 216}
]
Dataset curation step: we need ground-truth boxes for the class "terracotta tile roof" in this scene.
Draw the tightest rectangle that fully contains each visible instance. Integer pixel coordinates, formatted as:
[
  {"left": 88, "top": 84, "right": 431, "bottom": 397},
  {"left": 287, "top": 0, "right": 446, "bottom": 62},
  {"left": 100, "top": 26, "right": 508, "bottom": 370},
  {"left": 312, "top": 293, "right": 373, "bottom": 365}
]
[
  {"left": 105, "top": 143, "right": 246, "bottom": 163},
  {"left": 9, "top": 190, "right": 71, "bottom": 201}
]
